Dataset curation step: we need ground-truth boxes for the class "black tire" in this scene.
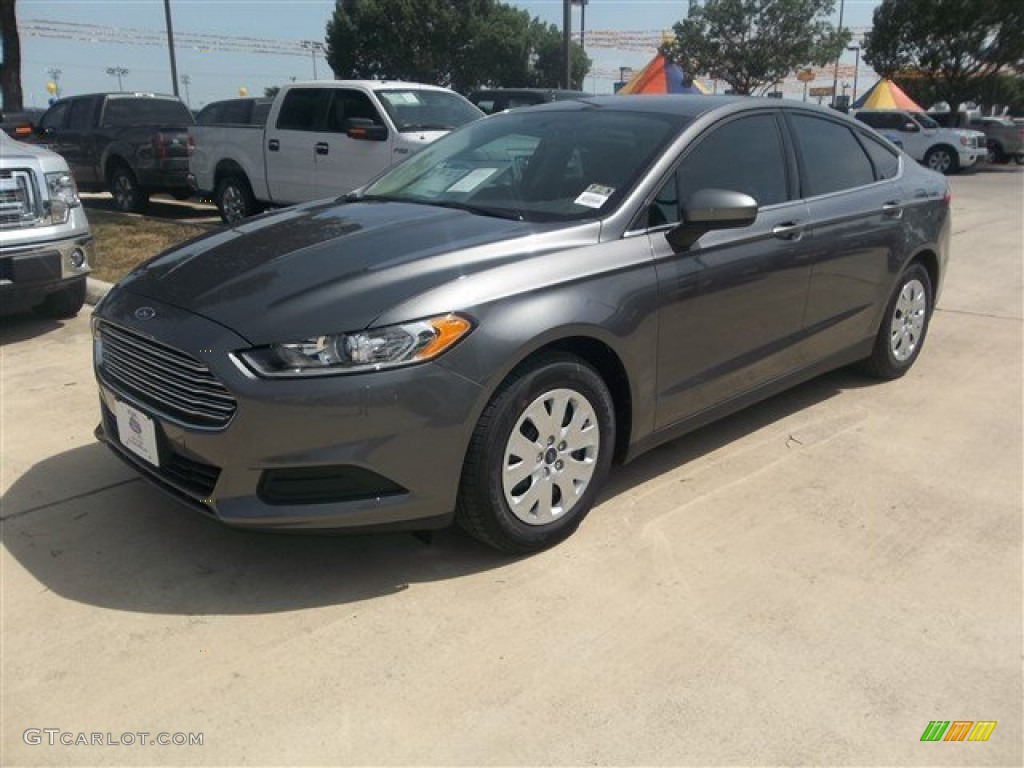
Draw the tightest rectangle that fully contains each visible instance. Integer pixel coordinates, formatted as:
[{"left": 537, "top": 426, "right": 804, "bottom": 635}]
[
  {"left": 215, "top": 174, "right": 259, "bottom": 224},
  {"left": 924, "top": 146, "right": 959, "bottom": 175},
  {"left": 456, "top": 352, "right": 616, "bottom": 554},
  {"left": 987, "top": 141, "right": 1010, "bottom": 164},
  {"left": 35, "top": 278, "right": 86, "bottom": 319},
  {"left": 860, "top": 263, "right": 933, "bottom": 380},
  {"left": 109, "top": 164, "right": 148, "bottom": 212}
]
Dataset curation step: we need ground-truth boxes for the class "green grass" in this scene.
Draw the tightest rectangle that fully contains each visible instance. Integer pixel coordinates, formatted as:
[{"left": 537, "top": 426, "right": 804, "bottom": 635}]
[{"left": 87, "top": 209, "right": 210, "bottom": 284}]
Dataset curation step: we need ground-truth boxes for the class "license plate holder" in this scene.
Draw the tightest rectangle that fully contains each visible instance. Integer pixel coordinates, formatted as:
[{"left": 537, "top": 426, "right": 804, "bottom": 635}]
[{"left": 114, "top": 400, "right": 160, "bottom": 467}]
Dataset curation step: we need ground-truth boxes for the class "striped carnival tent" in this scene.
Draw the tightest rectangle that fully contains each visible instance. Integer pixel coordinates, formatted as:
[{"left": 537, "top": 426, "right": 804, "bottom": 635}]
[
  {"left": 617, "top": 52, "right": 711, "bottom": 95},
  {"left": 851, "top": 79, "right": 924, "bottom": 111}
]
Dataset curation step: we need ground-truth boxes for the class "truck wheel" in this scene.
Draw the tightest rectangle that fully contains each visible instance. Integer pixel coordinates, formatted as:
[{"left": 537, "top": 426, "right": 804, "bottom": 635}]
[
  {"left": 215, "top": 174, "right": 258, "bottom": 224},
  {"left": 36, "top": 278, "right": 86, "bottom": 319},
  {"left": 109, "top": 164, "right": 148, "bottom": 212},
  {"left": 924, "top": 146, "right": 959, "bottom": 175}
]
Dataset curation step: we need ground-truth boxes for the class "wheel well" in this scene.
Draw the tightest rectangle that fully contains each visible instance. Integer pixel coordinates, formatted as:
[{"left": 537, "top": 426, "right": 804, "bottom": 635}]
[
  {"left": 215, "top": 160, "right": 247, "bottom": 188},
  {"left": 105, "top": 156, "right": 131, "bottom": 183},
  {"left": 912, "top": 250, "right": 940, "bottom": 294},
  {"left": 927, "top": 143, "right": 957, "bottom": 158},
  {"left": 522, "top": 337, "right": 633, "bottom": 464}
]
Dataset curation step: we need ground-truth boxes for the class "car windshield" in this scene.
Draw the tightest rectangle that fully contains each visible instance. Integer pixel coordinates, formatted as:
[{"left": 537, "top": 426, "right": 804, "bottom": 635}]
[
  {"left": 360, "top": 108, "right": 686, "bottom": 223},
  {"left": 375, "top": 89, "right": 482, "bottom": 132},
  {"left": 911, "top": 112, "right": 940, "bottom": 129}
]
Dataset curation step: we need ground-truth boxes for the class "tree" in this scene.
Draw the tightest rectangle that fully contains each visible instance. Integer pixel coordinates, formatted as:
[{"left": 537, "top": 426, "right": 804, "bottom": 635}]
[
  {"left": 325, "top": 0, "right": 589, "bottom": 92},
  {"left": 0, "top": 0, "right": 24, "bottom": 111},
  {"left": 863, "top": 0, "right": 1024, "bottom": 113},
  {"left": 670, "top": 0, "right": 849, "bottom": 95}
]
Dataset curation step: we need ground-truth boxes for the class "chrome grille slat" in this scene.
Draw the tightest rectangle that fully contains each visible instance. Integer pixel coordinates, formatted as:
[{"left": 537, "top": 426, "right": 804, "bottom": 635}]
[
  {"left": 0, "top": 169, "right": 42, "bottom": 229},
  {"left": 99, "top": 321, "right": 237, "bottom": 429}
]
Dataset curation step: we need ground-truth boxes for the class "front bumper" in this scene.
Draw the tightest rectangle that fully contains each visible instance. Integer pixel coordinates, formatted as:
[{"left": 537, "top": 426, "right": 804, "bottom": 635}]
[
  {"left": 92, "top": 292, "right": 485, "bottom": 531},
  {"left": 0, "top": 214, "right": 92, "bottom": 312},
  {"left": 958, "top": 146, "right": 987, "bottom": 167}
]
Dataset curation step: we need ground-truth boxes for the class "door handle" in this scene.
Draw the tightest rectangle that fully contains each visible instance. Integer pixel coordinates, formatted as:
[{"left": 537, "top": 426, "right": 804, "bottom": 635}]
[
  {"left": 268, "top": 139, "right": 280, "bottom": 151},
  {"left": 771, "top": 221, "right": 804, "bottom": 241},
  {"left": 315, "top": 142, "right": 329, "bottom": 156},
  {"left": 881, "top": 201, "right": 904, "bottom": 218}
]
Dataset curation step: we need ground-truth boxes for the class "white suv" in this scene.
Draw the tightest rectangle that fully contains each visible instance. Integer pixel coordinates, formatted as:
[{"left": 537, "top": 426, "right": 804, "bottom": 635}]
[
  {"left": 854, "top": 109, "right": 987, "bottom": 174},
  {"left": 1, "top": 131, "right": 92, "bottom": 317}
]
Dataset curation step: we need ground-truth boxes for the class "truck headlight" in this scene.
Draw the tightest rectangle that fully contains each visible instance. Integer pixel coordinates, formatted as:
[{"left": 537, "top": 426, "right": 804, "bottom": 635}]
[{"left": 45, "top": 171, "right": 80, "bottom": 225}]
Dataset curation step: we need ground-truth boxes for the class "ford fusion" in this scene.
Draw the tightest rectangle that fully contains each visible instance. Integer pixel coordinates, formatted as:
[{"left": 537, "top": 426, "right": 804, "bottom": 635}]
[{"left": 93, "top": 96, "right": 950, "bottom": 553}]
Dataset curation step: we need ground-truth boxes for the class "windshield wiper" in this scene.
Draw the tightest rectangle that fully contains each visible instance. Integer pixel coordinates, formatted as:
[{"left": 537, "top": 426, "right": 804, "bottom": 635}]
[
  {"left": 417, "top": 199, "right": 524, "bottom": 221},
  {"left": 399, "top": 123, "right": 453, "bottom": 132}
]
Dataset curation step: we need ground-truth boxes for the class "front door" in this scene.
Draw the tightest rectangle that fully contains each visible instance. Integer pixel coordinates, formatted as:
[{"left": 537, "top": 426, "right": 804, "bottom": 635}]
[{"left": 264, "top": 87, "right": 330, "bottom": 204}]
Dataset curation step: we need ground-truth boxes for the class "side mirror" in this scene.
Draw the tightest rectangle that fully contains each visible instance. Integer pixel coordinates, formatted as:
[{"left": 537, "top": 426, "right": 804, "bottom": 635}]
[
  {"left": 666, "top": 188, "right": 758, "bottom": 250},
  {"left": 345, "top": 118, "right": 388, "bottom": 142},
  {"left": 901, "top": 121, "right": 920, "bottom": 133}
]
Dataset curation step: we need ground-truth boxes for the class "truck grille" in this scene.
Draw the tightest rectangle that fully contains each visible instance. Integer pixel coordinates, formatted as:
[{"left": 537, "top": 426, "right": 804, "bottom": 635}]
[
  {"left": 0, "top": 169, "right": 41, "bottom": 229},
  {"left": 97, "top": 321, "right": 237, "bottom": 429}
]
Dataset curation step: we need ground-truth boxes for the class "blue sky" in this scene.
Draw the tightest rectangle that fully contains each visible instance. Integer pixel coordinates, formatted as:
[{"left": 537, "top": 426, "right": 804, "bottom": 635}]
[{"left": 14, "top": 0, "right": 882, "bottom": 108}]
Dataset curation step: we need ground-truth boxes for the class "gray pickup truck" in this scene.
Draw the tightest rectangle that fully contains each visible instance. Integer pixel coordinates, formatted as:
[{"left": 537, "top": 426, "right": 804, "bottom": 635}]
[
  {"left": 1, "top": 131, "right": 92, "bottom": 317},
  {"left": 969, "top": 116, "right": 1024, "bottom": 164}
]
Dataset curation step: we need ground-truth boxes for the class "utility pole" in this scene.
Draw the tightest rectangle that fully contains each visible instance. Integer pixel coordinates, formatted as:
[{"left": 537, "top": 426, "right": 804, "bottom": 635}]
[
  {"left": 46, "top": 67, "right": 62, "bottom": 97},
  {"left": 831, "top": 0, "right": 845, "bottom": 108},
  {"left": 562, "top": 0, "right": 571, "bottom": 89},
  {"left": 300, "top": 40, "right": 324, "bottom": 80},
  {"left": 180, "top": 74, "right": 191, "bottom": 107},
  {"left": 164, "top": 0, "right": 180, "bottom": 96},
  {"left": 106, "top": 66, "right": 129, "bottom": 92},
  {"left": 847, "top": 45, "right": 861, "bottom": 104}
]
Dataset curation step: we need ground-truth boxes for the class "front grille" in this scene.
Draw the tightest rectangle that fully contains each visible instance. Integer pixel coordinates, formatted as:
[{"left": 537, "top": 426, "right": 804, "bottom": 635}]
[
  {"left": 98, "top": 321, "right": 237, "bottom": 429},
  {"left": 0, "top": 169, "right": 42, "bottom": 229},
  {"left": 102, "top": 403, "right": 221, "bottom": 499}
]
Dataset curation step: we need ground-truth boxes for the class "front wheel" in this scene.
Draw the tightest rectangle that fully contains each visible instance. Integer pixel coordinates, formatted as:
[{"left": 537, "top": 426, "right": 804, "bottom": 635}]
[
  {"left": 924, "top": 147, "right": 959, "bottom": 175},
  {"left": 860, "top": 263, "right": 933, "bottom": 380},
  {"left": 215, "top": 174, "right": 259, "bottom": 224},
  {"left": 456, "top": 353, "right": 616, "bottom": 554}
]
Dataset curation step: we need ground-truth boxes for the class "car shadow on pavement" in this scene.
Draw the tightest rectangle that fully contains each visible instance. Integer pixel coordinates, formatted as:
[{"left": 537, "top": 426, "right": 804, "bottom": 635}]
[
  {"left": 0, "top": 311, "right": 68, "bottom": 342},
  {"left": 3, "top": 367, "right": 871, "bottom": 616}
]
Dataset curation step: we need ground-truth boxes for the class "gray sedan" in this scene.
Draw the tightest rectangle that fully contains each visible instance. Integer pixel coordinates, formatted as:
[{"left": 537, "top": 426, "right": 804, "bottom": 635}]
[{"left": 92, "top": 96, "right": 950, "bottom": 553}]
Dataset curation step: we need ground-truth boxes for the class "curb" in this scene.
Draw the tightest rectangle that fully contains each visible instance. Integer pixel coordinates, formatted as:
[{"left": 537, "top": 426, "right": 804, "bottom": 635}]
[{"left": 86, "top": 277, "right": 114, "bottom": 306}]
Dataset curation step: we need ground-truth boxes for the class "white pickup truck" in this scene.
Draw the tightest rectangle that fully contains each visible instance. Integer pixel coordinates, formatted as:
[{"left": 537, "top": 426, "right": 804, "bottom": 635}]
[
  {"left": 853, "top": 109, "right": 987, "bottom": 175},
  {"left": 189, "top": 80, "right": 483, "bottom": 223}
]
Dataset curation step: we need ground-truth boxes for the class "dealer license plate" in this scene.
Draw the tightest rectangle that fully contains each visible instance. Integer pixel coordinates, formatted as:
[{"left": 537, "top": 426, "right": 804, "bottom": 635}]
[{"left": 114, "top": 400, "right": 160, "bottom": 467}]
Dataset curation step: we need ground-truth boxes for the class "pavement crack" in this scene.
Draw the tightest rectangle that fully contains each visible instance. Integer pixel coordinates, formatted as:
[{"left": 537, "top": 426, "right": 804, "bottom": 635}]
[{"left": 1, "top": 478, "right": 141, "bottom": 521}]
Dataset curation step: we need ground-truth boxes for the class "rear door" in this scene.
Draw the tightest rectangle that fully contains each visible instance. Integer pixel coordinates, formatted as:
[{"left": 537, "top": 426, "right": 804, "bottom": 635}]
[
  {"left": 787, "top": 112, "right": 906, "bottom": 358},
  {"left": 62, "top": 96, "right": 101, "bottom": 185},
  {"left": 648, "top": 111, "right": 814, "bottom": 427},
  {"left": 264, "top": 87, "right": 330, "bottom": 204}
]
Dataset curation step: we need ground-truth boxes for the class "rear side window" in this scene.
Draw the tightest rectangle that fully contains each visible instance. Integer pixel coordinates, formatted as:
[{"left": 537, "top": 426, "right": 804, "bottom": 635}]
[
  {"left": 275, "top": 88, "right": 330, "bottom": 131},
  {"left": 678, "top": 113, "right": 789, "bottom": 207},
  {"left": 39, "top": 101, "right": 70, "bottom": 131},
  {"left": 791, "top": 114, "right": 876, "bottom": 196},
  {"left": 859, "top": 133, "right": 900, "bottom": 180},
  {"left": 68, "top": 97, "right": 95, "bottom": 130},
  {"left": 101, "top": 98, "right": 194, "bottom": 126}
]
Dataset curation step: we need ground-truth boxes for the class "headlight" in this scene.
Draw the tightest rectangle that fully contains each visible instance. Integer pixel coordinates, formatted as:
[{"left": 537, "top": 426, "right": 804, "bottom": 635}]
[
  {"left": 238, "top": 313, "right": 473, "bottom": 377},
  {"left": 45, "top": 171, "right": 80, "bottom": 225}
]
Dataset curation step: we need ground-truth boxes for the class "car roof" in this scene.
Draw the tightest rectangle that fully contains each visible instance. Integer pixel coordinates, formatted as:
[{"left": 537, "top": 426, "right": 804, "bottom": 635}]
[{"left": 528, "top": 94, "right": 853, "bottom": 123}]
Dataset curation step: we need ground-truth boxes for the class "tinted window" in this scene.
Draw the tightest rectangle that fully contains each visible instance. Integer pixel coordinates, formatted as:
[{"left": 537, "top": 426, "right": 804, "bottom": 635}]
[
  {"left": 677, "top": 114, "right": 788, "bottom": 207},
  {"left": 101, "top": 98, "right": 194, "bottom": 126},
  {"left": 859, "top": 133, "right": 900, "bottom": 180},
  {"left": 792, "top": 115, "right": 875, "bottom": 196},
  {"left": 856, "top": 112, "right": 902, "bottom": 130},
  {"left": 474, "top": 99, "right": 497, "bottom": 115},
  {"left": 195, "top": 103, "right": 223, "bottom": 125},
  {"left": 275, "top": 88, "right": 330, "bottom": 131},
  {"left": 326, "top": 90, "right": 383, "bottom": 132},
  {"left": 647, "top": 173, "right": 680, "bottom": 228},
  {"left": 39, "top": 101, "right": 70, "bottom": 131},
  {"left": 68, "top": 97, "right": 95, "bottom": 130}
]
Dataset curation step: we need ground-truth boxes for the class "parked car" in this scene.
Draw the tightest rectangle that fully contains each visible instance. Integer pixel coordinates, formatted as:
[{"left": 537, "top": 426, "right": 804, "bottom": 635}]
[
  {"left": 968, "top": 116, "right": 1024, "bottom": 164},
  {"left": 467, "top": 88, "right": 592, "bottom": 114},
  {"left": 93, "top": 96, "right": 949, "bottom": 553},
  {"left": 31, "top": 92, "right": 195, "bottom": 212},
  {"left": 1, "top": 108, "right": 46, "bottom": 139},
  {"left": 1, "top": 131, "right": 92, "bottom": 317},
  {"left": 854, "top": 109, "right": 986, "bottom": 174},
  {"left": 188, "top": 80, "right": 483, "bottom": 223},
  {"left": 195, "top": 97, "right": 272, "bottom": 127}
]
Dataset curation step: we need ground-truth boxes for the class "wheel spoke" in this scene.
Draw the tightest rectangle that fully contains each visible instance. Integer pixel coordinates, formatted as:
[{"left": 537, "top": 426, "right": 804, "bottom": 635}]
[{"left": 503, "top": 456, "right": 536, "bottom": 488}]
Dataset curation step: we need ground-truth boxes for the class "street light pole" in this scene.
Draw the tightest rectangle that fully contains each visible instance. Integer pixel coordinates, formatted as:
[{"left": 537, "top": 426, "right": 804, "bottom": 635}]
[
  {"left": 831, "top": 0, "right": 845, "bottom": 107},
  {"left": 163, "top": 0, "right": 180, "bottom": 96},
  {"left": 300, "top": 40, "right": 324, "bottom": 80},
  {"left": 562, "top": 0, "right": 571, "bottom": 89},
  {"left": 46, "top": 67, "right": 62, "bottom": 98},
  {"left": 847, "top": 45, "right": 861, "bottom": 104},
  {"left": 106, "top": 66, "right": 129, "bottom": 92},
  {"left": 180, "top": 74, "right": 191, "bottom": 107}
]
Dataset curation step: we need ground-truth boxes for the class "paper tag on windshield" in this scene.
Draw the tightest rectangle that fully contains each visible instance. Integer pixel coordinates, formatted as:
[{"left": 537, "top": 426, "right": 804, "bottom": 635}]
[
  {"left": 574, "top": 184, "right": 614, "bottom": 208},
  {"left": 447, "top": 168, "right": 498, "bottom": 192}
]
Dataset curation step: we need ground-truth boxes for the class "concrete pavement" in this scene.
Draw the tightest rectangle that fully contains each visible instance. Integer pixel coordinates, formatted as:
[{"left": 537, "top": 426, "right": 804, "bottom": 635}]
[{"left": 2, "top": 166, "right": 1021, "bottom": 766}]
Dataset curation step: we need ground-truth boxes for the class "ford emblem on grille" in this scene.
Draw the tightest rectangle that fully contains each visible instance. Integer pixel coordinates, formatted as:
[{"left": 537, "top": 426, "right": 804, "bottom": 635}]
[{"left": 134, "top": 307, "right": 156, "bottom": 320}]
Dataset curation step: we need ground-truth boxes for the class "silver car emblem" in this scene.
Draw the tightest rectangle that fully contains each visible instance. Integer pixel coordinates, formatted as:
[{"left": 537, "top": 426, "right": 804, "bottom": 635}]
[{"left": 134, "top": 307, "right": 156, "bottom": 320}]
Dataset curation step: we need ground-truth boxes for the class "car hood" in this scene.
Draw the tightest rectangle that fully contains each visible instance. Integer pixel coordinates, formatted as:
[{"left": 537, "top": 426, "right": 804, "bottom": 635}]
[{"left": 114, "top": 198, "right": 587, "bottom": 344}]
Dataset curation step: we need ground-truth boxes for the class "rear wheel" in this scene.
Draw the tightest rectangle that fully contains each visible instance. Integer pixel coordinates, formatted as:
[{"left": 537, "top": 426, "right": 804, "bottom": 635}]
[
  {"left": 860, "top": 263, "right": 933, "bottom": 380},
  {"left": 109, "top": 164, "right": 148, "bottom": 212},
  {"left": 35, "top": 278, "right": 86, "bottom": 319},
  {"left": 924, "top": 146, "right": 959, "bottom": 175},
  {"left": 215, "top": 174, "right": 259, "bottom": 224},
  {"left": 456, "top": 353, "right": 615, "bottom": 554}
]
